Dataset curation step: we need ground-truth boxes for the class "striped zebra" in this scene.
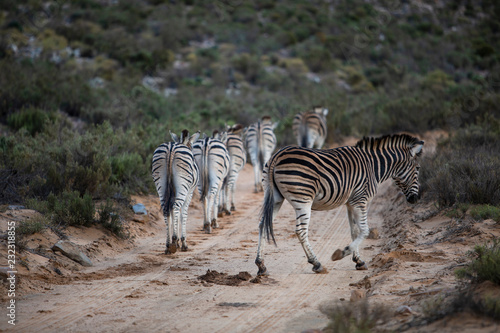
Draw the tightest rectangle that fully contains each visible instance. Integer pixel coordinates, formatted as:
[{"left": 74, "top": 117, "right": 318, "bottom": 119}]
[
  {"left": 193, "top": 131, "right": 230, "bottom": 233},
  {"left": 255, "top": 134, "right": 424, "bottom": 275},
  {"left": 292, "top": 106, "right": 329, "bottom": 149},
  {"left": 219, "top": 124, "right": 247, "bottom": 215},
  {"left": 244, "top": 116, "right": 278, "bottom": 193},
  {"left": 151, "top": 130, "right": 200, "bottom": 254}
]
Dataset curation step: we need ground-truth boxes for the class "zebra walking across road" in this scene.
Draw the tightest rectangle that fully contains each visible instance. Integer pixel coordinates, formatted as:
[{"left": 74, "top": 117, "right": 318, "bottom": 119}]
[
  {"left": 193, "top": 131, "right": 230, "bottom": 233},
  {"left": 151, "top": 130, "right": 200, "bottom": 254},
  {"left": 219, "top": 124, "right": 247, "bottom": 215},
  {"left": 244, "top": 116, "right": 278, "bottom": 193},
  {"left": 292, "top": 106, "right": 329, "bottom": 149},
  {"left": 255, "top": 134, "right": 424, "bottom": 275}
]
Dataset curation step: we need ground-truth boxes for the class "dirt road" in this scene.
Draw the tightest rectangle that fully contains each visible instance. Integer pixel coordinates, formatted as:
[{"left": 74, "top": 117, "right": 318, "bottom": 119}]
[{"left": 5, "top": 162, "right": 391, "bottom": 333}]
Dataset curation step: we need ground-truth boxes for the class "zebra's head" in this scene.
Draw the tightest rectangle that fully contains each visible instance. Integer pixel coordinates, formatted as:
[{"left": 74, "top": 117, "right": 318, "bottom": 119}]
[{"left": 393, "top": 139, "right": 424, "bottom": 204}]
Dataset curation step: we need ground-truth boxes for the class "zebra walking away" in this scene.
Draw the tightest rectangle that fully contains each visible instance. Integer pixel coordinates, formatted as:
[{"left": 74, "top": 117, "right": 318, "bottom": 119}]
[
  {"left": 255, "top": 134, "right": 424, "bottom": 275},
  {"left": 193, "top": 131, "right": 230, "bottom": 233},
  {"left": 292, "top": 106, "right": 329, "bottom": 149},
  {"left": 151, "top": 130, "right": 200, "bottom": 254},
  {"left": 219, "top": 124, "right": 247, "bottom": 215},
  {"left": 245, "top": 116, "right": 278, "bottom": 192}
]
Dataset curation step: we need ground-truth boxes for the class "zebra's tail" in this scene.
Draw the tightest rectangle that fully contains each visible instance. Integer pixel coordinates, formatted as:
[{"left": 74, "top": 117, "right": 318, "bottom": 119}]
[
  {"left": 260, "top": 156, "right": 277, "bottom": 245},
  {"left": 200, "top": 143, "right": 209, "bottom": 201},
  {"left": 163, "top": 153, "right": 176, "bottom": 217},
  {"left": 300, "top": 123, "right": 308, "bottom": 148}
]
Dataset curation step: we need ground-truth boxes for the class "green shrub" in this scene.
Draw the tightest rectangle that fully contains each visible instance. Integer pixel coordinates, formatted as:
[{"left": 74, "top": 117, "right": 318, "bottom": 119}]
[
  {"left": 456, "top": 238, "right": 500, "bottom": 285},
  {"left": 17, "top": 216, "right": 48, "bottom": 237},
  {"left": 28, "top": 191, "right": 95, "bottom": 227},
  {"left": 7, "top": 108, "right": 50, "bottom": 135},
  {"left": 469, "top": 205, "right": 500, "bottom": 222},
  {"left": 320, "top": 300, "right": 389, "bottom": 333},
  {"left": 97, "top": 199, "right": 124, "bottom": 237}
]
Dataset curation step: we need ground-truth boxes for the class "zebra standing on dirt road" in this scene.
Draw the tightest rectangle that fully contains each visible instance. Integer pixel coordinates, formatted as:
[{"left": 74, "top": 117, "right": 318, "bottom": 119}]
[
  {"left": 245, "top": 116, "right": 278, "bottom": 193},
  {"left": 151, "top": 130, "right": 200, "bottom": 254},
  {"left": 255, "top": 134, "right": 424, "bottom": 275},
  {"left": 219, "top": 124, "right": 247, "bottom": 215},
  {"left": 292, "top": 106, "right": 329, "bottom": 149},
  {"left": 193, "top": 131, "right": 230, "bottom": 234}
]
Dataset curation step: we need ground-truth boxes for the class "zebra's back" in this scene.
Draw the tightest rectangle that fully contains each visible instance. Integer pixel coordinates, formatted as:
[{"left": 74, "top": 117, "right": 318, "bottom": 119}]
[{"left": 292, "top": 107, "right": 328, "bottom": 149}]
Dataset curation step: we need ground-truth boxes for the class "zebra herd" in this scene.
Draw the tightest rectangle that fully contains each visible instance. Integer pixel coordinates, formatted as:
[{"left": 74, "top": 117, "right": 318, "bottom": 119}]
[{"left": 152, "top": 107, "right": 424, "bottom": 276}]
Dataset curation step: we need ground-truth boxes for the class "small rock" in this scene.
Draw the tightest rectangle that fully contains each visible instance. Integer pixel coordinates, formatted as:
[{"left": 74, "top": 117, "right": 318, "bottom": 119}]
[
  {"left": 367, "top": 228, "right": 380, "bottom": 239},
  {"left": 8, "top": 205, "right": 26, "bottom": 210},
  {"left": 132, "top": 203, "right": 147, "bottom": 215},
  {"left": 52, "top": 240, "right": 93, "bottom": 267},
  {"left": 133, "top": 215, "right": 148, "bottom": 223},
  {"left": 350, "top": 289, "right": 367, "bottom": 302},
  {"left": 396, "top": 305, "right": 413, "bottom": 316}
]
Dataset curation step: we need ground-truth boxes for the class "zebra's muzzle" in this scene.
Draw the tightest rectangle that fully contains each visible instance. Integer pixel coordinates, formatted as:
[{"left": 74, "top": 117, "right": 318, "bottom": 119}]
[{"left": 406, "top": 193, "right": 418, "bottom": 204}]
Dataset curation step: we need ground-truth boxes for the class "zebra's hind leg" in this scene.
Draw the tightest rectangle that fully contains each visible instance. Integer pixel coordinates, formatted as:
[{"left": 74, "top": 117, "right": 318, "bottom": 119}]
[
  {"left": 180, "top": 190, "right": 194, "bottom": 251},
  {"left": 294, "top": 204, "right": 327, "bottom": 274}
]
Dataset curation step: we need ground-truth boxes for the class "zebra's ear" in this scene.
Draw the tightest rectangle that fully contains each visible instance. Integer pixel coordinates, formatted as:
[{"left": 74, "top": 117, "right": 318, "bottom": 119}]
[
  {"left": 170, "top": 131, "right": 179, "bottom": 143},
  {"left": 323, "top": 108, "right": 329, "bottom": 116},
  {"left": 219, "top": 131, "right": 228, "bottom": 144},
  {"left": 272, "top": 122, "right": 279, "bottom": 130},
  {"left": 411, "top": 141, "right": 424, "bottom": 157},
  {"left": 187, "top": 131, "right": 200, "bottom": 146}
]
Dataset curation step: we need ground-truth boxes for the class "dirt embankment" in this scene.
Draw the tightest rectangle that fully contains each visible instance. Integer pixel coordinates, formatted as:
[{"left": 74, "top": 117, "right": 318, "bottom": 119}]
[{"left": 1, "top": 131, "right": 499, "bottom": 332}]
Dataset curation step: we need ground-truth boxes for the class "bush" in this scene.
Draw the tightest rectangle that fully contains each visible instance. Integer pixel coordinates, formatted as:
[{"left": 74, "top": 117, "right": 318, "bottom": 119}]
[
  {"left": 28, "top": 191, "right": 95, "bottom": 227},
  {"left": 7, "top": 108, "right": 51, "bottom": 135},
  {"left": 422, "top": 124, "right": 500, "bottom": 207},
  {"left": 97, "top": 199, "right": 124, "bottom": 237},
  {"left": 470, "top": 205, "right": 500, "bottom": 222},
  {"left": 456, "top": 239, "right": 500, "bottom": 285},
  {"left": 320, "top": 300, "right": 389, "bottom": 333}
]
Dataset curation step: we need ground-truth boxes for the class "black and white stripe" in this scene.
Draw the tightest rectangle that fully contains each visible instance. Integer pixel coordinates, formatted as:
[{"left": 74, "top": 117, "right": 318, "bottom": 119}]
[
  {"left": 219, "top": 124, "right": 247, "bottom": 215},
  {"left": 255, "top": 134, "right": 424, "bottom": 275},
  {"left": 151, "top": 130, "right": 200, "bottom": 254},
  {"left": 292, "top": 106, "right": 328, "bottom": 149},
  {"left": 244, "top": 116, "right": 278, "bottom": 192},
  {"left": 193, "top": 131, "right": 230, "bottom": 233}
]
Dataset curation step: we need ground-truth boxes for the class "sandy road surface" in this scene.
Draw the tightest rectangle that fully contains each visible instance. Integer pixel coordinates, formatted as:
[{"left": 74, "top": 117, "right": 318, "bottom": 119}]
[{"left": 6, "top": 163, "right": 389, "bottom": 333}]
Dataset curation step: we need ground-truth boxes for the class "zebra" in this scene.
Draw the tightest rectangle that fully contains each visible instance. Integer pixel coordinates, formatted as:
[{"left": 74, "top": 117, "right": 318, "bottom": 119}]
[
  {"left": 219, "top": 124, "right": 247, "bottom": 215},
  {"left": 244, "top": 116, "right": 278, "bottom": 193},
  {"left": 151, "top": 129, "right": 200, "bottom": 254},
  {"left": 255, "top": 133, "right": 424, "bottom": 275},
  {"left": 192, "top": 131, "right": 230, "bottom": 233},
  {"left": 292, "top": 106, "right": 329, "bottom": 149}
]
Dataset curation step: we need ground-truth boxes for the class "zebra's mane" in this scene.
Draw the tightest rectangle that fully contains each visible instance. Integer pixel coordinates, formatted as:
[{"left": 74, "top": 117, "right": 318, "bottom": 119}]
[{"left": 355, "top": 134, "right": 422, "bottom": 156}]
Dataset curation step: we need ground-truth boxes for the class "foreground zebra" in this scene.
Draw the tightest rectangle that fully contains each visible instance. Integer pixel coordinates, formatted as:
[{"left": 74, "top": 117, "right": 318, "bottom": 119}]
[
  {"left": 151, "top": 130, "right": 200, "bottom": 254},
  {"left": 219, "top": 124, "right": 247, "bottom": 215},
  {"left": 292, "top": 106, "right": 329, "bottom": 149},
  {"left": 255, "top": 134, "right": 424, "bottom": 275},
  {"left": 193, "top": 131, "right": 230, "bottom": 233},
  {"left": 245, "top": 116, "right": 278, "bottom": 192}
]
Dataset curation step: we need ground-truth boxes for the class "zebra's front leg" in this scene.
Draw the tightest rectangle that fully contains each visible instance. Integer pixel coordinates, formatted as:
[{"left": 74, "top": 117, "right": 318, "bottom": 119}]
[
  {"left": 295, "top": 206, "right": 327, "bottom": 274},
  {"left": 331, "top": 203, "right": 369, "bottom": 270}
]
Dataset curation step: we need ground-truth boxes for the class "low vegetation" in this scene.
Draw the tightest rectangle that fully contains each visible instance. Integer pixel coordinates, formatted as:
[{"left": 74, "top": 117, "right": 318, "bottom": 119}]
[{"left": 0, "top": 1, "right": 499, "bottom": 237}]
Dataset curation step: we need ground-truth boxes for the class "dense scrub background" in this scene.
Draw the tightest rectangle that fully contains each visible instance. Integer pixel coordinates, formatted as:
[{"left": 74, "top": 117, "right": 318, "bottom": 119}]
[{"left": 0, "top": 0, "right": 499, "bottom": 230}]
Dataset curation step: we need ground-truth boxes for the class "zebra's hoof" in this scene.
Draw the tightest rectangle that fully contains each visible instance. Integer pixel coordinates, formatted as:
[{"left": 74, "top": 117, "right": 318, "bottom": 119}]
[
  {"left": 355, "top": 262, "right": 368, "bottom": 270},
  {"left": 181, "top": 245, "right": 188, "bottom": 252},
  {"left": 204, "top": 224, "right": 212, "bottom": 234},
  {"left": 211, "top": 219, "right": 219, "bottom": 228},
  {"left": 230, "top": 205, "right": 235, "bottom": 212},
  {"left": 331, "top": 249, "right": 343, "bottom": 261},
  {"left": 313, "top": 264, "right": 328, "bottom": 274},
  {"left": 257, "top": 266, "right": 268, "bottom": 276},
  {"left": 168, "top": 243, "right": 178, "bottom": 254}
]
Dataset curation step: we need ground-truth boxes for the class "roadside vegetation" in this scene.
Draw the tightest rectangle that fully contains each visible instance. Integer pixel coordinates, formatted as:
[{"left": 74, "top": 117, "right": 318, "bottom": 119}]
[{"left": 1, "top": 1, "right": 499, "bottom": 234}]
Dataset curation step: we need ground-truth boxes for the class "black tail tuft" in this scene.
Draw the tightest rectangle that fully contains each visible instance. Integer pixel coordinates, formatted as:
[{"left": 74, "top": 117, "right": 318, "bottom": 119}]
[
  {"left": 163, "top": 178, "right": 175, "bottom": 217},
  {"left": 260, "top": 183, "right": 276, "bottom": 245}
]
